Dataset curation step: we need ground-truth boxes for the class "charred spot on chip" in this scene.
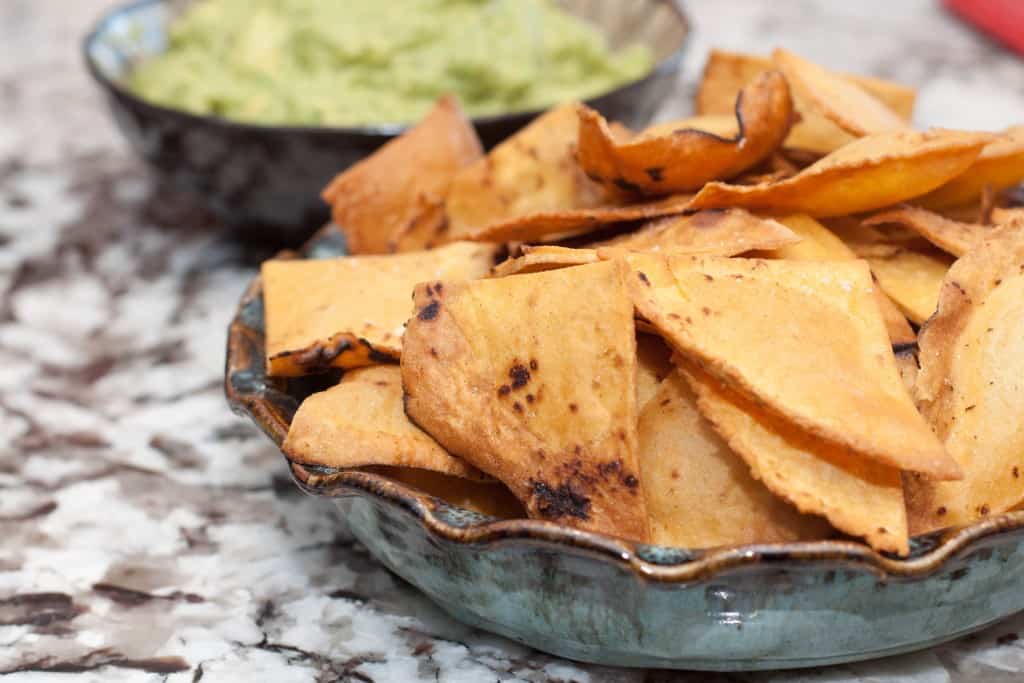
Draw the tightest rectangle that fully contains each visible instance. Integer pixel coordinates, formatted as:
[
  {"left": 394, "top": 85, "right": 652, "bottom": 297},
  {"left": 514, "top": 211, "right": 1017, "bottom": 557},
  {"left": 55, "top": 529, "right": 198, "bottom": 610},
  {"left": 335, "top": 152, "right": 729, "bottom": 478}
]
[
  {"left": 513, "top": 401, "right": 524, "bottom": 412},
  {"left": 429, "top": 347, "right": 439, "bottom": 358},
  {"left": 417, "top": 300, "right": 441, "bottom": 321},
  {"left": 526, "top": 393, "right": 535, "bottom": 403},
  {"left": 509, "top": 363, "right": 531, "bottom": 389},
  {"left": 530, "top": 480, "right": 591, "bottom": 520},
  {"left": 979, "top": 504, "right": 990, "bottom": 516},
  {"left": 936, "top": 506, "right": 947, "bottom": 516},
  {"left": 638, "top": 271, "right": 651, "bottom": 286},
  {"left": 701, "top": 306, "right": 712, "bottom": 316},
  {"left": 1014, "top": 467, "right": 1020, "bottom": 479},
  {"left": 597, "top": 460, "right": 621, "bottom": 477},
  {"left": 361, "top": 339, "right": 397, "bottom": 364},
  {"left": 568, "top": 402, "right": 578, "bottom": 413},
  {"left": 644, "top": 167, "right": 665, "bottom": 182},
  {"left": 497, "top": 384, "right": 511, "bottom": 396},
  {"left": 622, "top": 474, "right": 639, "bottom": 489},
  {"left": 529, "top": 359, "right": 539, "bottom": 371},
  {"left": 295, "top": 337, "right": 354, "bottom": 369},
  {"left": 703, "top": 274, "right": 714, "bottom": 282},
  {"left": 613, "top": 177, "right": 642, "bottom": 193}
]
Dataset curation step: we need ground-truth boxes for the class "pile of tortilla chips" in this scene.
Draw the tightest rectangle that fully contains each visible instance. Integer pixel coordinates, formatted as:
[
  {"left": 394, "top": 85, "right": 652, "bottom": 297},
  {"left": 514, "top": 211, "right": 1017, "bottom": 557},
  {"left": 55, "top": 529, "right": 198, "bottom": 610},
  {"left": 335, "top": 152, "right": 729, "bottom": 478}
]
[{"left": 262, "top": 48, "right": 1024, "bottom": 557}]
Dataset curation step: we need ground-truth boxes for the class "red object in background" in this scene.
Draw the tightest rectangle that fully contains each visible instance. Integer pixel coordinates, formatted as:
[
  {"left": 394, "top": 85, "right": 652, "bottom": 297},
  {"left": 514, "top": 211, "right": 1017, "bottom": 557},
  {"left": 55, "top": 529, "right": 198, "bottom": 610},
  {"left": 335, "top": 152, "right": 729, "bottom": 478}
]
[{"left": 945, "top": 0, "right": 1024, "bottom": 55}]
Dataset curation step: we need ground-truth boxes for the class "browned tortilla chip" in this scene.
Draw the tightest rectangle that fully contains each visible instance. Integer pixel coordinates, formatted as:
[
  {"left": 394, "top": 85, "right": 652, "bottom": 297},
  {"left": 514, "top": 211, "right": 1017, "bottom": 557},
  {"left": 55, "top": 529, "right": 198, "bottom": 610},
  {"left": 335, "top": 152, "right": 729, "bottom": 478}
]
[
  {"left": 491, "top": 246, "right": 598, "bottom": 278},
  {"left": 849, "top": 243, "right": 954, "bottom": 324},
  {"left": 680, "top": 361, "right": 907, "bottom": 555},
  {"left": 639, "top": 371, "right": 831, "bottom": 548},
  {"left": 402, "top": 260, "right": 650, "bottom": 541},
  {"left": 466, "top": 193, "right": 693, "bottom": 244},
  {"left": 907, "top": 222, "right": 1024, "bottom": 533},
  {"left": 636, "top": 333, "right": 673, "bottom": 410},
  {"left": 444, "top": 102, "right": 607, "bottom": 241},
  {"left": 284, "top": 366, "right": 486, "bottom": 480},
  {"left": 696, "top": 49, "right": 916, "bottom": 154},
  {"left": 594, "top": 208, "right": 800, "bottom": 256},
  {"left": 689, "top": 129, "right": 993, "bottom": 217},
  {"left": 917, "top": 126, "right": 1024, "bottom": 209},
  {"left": 321, "top": 96, "right": 482, "bottom": 254},
  {"left": 627, "top": 255, "right": 959, "bottom": 479},
  {"left": 772, "top": 49, "right": 910, "bottom": 137},
  {"left": 864, "top": 205, "right": 989, "bottom": 257},
  {"left": 262, "top": 242, "right": 497, "bottom": 376},
  {"left": 577, "top": 71, "right": 794, "bottom": 194},
  {"left": 759, "top": 214, "right": 915, "bottom": 346},
  {"left": 363, "top": 466, "right": 525, "bottom": 518}
]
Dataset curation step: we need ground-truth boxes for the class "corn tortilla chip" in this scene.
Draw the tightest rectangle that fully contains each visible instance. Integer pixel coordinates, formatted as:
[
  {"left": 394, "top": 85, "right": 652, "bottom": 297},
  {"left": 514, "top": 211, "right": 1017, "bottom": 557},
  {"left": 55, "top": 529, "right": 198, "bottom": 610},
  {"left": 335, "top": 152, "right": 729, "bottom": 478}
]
[
  {"left": 444, "top": 102, "right": 608, "bottom": 241},
  {"left": 772, "top": 49, "right": 910, "bottom": 137},
  {"left": 402, "top": 260, "right": 650, "bottom": 541},
  {"left": 262, "top": 242, "right": 497, "bottom": 376},
  {"left": 917, "top": 126, "right": 1024, "bottom": 209},
  {"left": 322, "top": 96, "right": 482, "bottom": 254},
  {"left": 491, "top": 246, "right": 598, "bottom": 278},
  {"left": 363, "top": 466, "right": 525, "bottom": 519},
  {"left": 640, "top": 370, "right": 831, "bottom": 548},
  {"left": 907, "top": 222, "right": 1024, "bottom": 533},
  {"left": 284, "top": 366, "right": 487, "bottom": 480},
  {"left": 759, "top": 214, "right": 915, "bottom": 346},
  {"left": 636, "top": 333, "right": 673, "bottom": 411},
  {"left": 465, "top": 193, "right": 693, "bottom": 244},
  {"left": 864, "top": 205, "right": 989, "bottom": 257},
  {"left": 689, "top": 129, "right": 993, "bottom": 218},
  {"left": 696, "top": 49, "right": 916, "bottom": 154},
  {"left": 627, "top": 255, "right": 959, "bottom": 479},
  {"left": 680, "top": 361, "right": 908, "bottom": 555},
  {"left": 577, "top": 71, "right": 794, "bottom": 194},
  {"left": 850, "top": 243, "right": 954, "bottom": 324}
]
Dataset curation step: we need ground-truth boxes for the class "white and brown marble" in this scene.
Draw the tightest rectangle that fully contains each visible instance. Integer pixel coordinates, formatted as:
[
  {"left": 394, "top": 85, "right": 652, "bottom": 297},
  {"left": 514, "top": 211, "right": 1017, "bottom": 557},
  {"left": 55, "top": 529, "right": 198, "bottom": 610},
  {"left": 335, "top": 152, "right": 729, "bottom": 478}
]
[{"left": 3, "top": 1, "right": 1024, "bottom": 681}]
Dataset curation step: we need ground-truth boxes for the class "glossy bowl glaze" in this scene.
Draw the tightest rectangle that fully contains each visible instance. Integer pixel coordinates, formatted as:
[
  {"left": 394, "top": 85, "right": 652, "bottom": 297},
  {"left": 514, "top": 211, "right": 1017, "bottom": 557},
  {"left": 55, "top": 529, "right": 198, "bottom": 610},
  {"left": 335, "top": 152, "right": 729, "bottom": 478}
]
[
  {"left": 224, "top": 225, "right": 1024, "bottom": 671},
  {"left": 83, "top": 0, "right": 690, "bottom": 243}
]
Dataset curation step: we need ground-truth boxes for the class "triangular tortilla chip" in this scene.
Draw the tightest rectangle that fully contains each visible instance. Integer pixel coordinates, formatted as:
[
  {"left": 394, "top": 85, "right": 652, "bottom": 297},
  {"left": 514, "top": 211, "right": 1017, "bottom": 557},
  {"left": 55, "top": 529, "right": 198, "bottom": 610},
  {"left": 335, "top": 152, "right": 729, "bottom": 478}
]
[
  {"left": 696, "top": 49, "right": 916, "bottom": 154},
  {"left": 917, "top": 126, "right": 1024, "bottom": 209},
  {"left": 444, "top": 102, "right": 608, "bottom": 241},
  {"left": 362, "top": 466, "right": 524, "bottom": 519},
  {"left": 758, "top": 214, "right": 915, "bottom": 346},
  {"left": 689, "top": 129, "right": 993, "bottom": 218},
  {"left": 864, "top": 205, "right": 990, "bottom": 257},
  {"left": 465, "top": 193, "right": 693, "bottom": 244},
  {"left": 636, "top": 333, "right": 673, "bottom": 411},
  {"left": 849, "top": 243, "right": 954, "bottom": 324},
  {"left": 402, "top": 260, "right": 650, "bottom": 541},
  {"left": 907, "top": 222, "right": 1024, "bottom": 533},
  {"left": 262, "top": 242, "right": 497, "bottom": 376},
  {"left": 322, "top": 96, "right": 483, "bottom": 254},
  {"left": 284, "top": 365, "right": 486, "bottom": 480},
  {"left": 772, "top": 49, "right": 910, "bottom": 137},
  {"left": 640, "top": 370, "right": 831, "bottom": 548},
  {"left": 626, "top": 254, "right": 959, "bottom": 479},
  {"left": 577, "top": 71, "right": 794, "bottom": 194},
  {"left": 594, "top": 208, "right": 800, "bottom": 256},
  {"left": 680, "top": 361, "right": 908, "bottom": 555}
]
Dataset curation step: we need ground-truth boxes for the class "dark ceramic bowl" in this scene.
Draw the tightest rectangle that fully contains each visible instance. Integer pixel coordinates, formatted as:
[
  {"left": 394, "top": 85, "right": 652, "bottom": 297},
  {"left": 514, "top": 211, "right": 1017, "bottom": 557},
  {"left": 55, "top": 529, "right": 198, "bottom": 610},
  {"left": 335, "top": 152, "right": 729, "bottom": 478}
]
[
  {"left": 83, "top": 0, "right": 690, "bottom": 243},
  {"left": 225, "top": 225, "right": 1024, "bottom": 671}
]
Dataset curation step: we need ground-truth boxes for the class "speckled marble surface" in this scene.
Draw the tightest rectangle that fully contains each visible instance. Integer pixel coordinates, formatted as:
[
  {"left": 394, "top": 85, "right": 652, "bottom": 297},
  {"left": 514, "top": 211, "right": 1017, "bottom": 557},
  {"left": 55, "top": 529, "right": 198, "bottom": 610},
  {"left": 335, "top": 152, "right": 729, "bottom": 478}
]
[{"left": 3, "top": 1, "right": 1024, "bottom": 681}]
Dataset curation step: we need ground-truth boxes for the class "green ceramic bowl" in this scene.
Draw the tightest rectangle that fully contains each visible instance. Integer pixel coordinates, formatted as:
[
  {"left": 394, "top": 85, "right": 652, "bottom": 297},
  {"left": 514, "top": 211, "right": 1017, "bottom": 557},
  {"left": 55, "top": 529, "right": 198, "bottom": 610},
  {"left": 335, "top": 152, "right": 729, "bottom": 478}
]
[{"left": 225, "top": 226, "right": 1024, "bottom": 671}]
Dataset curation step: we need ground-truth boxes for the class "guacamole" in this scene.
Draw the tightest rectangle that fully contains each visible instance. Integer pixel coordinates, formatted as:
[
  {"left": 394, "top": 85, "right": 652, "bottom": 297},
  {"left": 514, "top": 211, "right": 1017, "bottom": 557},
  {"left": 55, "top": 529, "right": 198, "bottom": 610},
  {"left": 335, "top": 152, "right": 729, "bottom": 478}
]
[{"left": 128, "top": 0, "right": 655, "bottom": 127}]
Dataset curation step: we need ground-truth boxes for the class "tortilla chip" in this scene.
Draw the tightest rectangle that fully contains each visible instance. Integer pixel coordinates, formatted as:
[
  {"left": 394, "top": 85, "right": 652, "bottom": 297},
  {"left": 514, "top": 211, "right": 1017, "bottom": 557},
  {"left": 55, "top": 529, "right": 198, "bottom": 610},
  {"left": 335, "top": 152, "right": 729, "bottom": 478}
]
[
  {"left": 626, "top": 255, "right": 959, "bottom": 479},
  {"left": 907, "top": 222, "right": 1024, "bottom": 533},
  {"left": 321, "top": 96, "right": 482, "bottom": 254},
  {"left": 696, "top": 49, "right": 916, "bottom": 154},
  {"left": 772, "top": 49, "right": 909, "bottom": 137},
  {"left": 864, "top": 205, "right": 989, "bottom": 257},
  {"left": 689, "top": 129, "right": 993, "bottom": 218},
  {"left": 466, "top": 193, "right": 694, "bottom": 244},
  {"left": 849, "top": 243, "right": 954, "bottom": 325},
  {"left": 444, "top": 102, "right": 608, "bottom": 241},
  {"left": 284, "top": 365, "right": 487, "bottom": 481},
  {"left": 680, "top": 361, "right": 908, "bottom": 555},
  {"left": 363, "top": 466, "right": 525, "bottom": 519},
  {"left": 402, "top": 260, "right": 650, "bottom": 541},
  {"left": 262, "top": 242, "right": 497, "bottom": 376},
  {"left": 639, "top": 370, "right": 831, "bottom": 548},
  {"left": 917, "top": 126, "right": 1024, "bottom": 209},
  {"left": 636, "top": 333, "right": 673, "bottom": 410},
  {"left": 759, "top": 214, "right": 915, "bottom": 346},
  {"left": 577, "top": 71, "right": 794, "bottom": 194},
  {"left": 594, "top": 208, "right": 800, "bottom": 256},
  {"left": 491, "top": 246, "right": 598, "bottom": 278}
]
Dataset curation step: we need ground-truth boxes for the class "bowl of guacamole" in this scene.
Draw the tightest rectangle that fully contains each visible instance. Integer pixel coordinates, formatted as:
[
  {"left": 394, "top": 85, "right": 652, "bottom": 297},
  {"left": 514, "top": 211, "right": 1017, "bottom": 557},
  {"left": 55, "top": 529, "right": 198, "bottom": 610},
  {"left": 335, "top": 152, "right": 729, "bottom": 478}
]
[{"left": 84, "top": 0, "right": 689, "bottom": 239}]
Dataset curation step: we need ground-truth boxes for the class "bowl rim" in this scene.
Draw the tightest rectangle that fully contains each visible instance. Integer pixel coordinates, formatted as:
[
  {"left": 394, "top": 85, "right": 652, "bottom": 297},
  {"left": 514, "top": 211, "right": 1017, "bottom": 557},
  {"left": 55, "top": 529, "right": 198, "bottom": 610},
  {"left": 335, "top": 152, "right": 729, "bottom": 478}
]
[
  {"left": 224, "top": 224, "right": 1024, "bottom": 585},
  {"left": 82, "top": 0, "right": 691, "bottom": 138}
]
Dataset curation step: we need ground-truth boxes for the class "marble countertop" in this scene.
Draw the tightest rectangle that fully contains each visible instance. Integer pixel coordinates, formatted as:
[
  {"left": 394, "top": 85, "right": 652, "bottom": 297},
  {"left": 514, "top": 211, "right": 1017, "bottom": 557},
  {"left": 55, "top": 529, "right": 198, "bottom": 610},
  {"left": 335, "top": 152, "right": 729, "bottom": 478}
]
[{"left": 3, "top": 1, "right": 1024, "bottom": 681}]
